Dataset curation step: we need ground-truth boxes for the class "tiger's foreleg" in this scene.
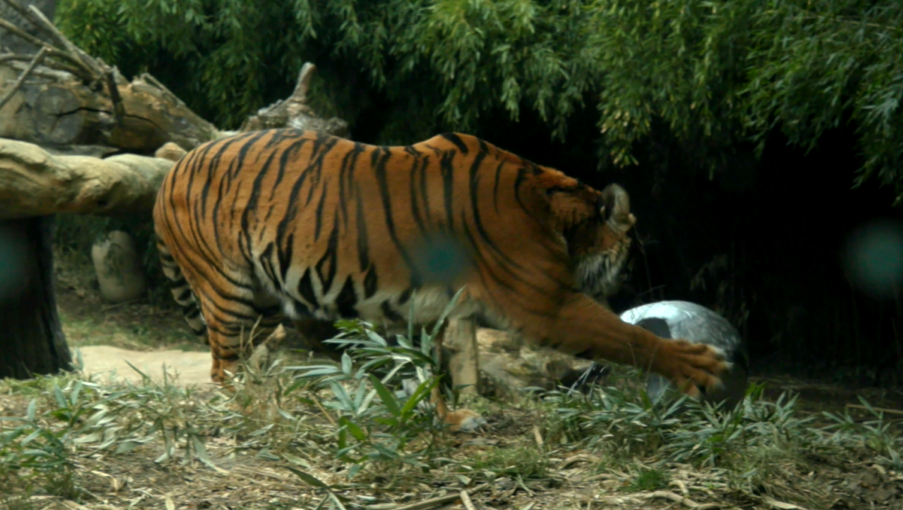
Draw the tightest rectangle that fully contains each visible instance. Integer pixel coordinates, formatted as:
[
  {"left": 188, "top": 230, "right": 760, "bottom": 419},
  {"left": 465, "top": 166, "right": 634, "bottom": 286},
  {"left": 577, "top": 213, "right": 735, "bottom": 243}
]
[
  {"left": 513, "top": 292, "right": 730, "bottom": 397},
  {"left": 430, "top": 326, "right": 487, "bottom": 433}
]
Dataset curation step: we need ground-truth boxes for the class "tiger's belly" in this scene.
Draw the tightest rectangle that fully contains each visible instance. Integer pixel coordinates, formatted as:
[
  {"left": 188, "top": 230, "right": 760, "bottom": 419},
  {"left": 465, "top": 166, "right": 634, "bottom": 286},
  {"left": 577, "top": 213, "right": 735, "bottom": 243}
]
[{"left": 273, "top": 272, "right": 479, "bottom": 329}]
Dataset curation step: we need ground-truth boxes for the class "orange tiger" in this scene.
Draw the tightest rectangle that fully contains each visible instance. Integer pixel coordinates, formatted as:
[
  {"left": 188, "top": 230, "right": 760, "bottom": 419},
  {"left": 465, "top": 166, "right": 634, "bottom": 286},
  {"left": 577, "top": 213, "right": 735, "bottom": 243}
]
[{"left": 152, "top": 129, "right": 729, "bottom": 425}]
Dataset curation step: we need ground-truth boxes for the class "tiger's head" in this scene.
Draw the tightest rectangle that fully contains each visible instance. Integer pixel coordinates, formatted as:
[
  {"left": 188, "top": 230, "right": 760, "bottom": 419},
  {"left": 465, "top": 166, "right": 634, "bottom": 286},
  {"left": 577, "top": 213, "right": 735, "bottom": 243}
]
[
  {"left": 548, "top": 181, "right": 636, "bottom": 305},
  {"left": 580, "top": 183, "right": 635, "bottom": 303}
]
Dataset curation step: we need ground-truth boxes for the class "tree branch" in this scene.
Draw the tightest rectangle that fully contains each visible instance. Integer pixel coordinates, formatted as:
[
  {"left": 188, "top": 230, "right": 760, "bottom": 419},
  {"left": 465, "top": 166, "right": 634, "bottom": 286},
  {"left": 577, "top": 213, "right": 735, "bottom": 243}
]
[{"left": 0, "top": 45, "right": 45, "bottom": 110}]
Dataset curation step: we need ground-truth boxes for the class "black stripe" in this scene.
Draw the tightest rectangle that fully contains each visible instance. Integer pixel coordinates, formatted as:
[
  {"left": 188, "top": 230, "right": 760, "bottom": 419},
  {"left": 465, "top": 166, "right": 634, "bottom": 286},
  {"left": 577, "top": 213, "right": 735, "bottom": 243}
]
[
  {"left": 173, "top": 140, "right": 226, "bottom": 268},
  {"left": 213, "top": 352, "right": 241, "bottom": 362},
  {"left": 338, "top": 143, "right": 366, "bottom": 229},
  {"left": 291, "top": 298, "right": 312, "bottom": 317},
  {"left": 381, "top": 300, "right": 404, "bottom": 322},
  {"left": 212, "top": 174, "right": 233, "bottom": 253},
  {"left": 314, "top": 178, "right": 330, "bottom": 240},
  {"left": 263, "top": 139, "right": 310, "bottom": 228},
  {"left": 458, "top": 209, "right": 517, "bottom": 293},
  {"left": 409, "top": 157, "right": 430, "bottom": 237},
  {"left": 373, "top": 147, "right": 421, "bottom": 287},
  {"left": 259, "top": 242, "right": 280, "bottom": 288},
  {"left": 175, "top": 287, "right": 192, "bottom": 302},
  {"left": 184, "top": 304, "right": 201, "bottom": 320},
  {"left": 271, "top": 138, "right": 308, "bottom": 194},
  {"left": 492, "top": 161, "right": 504, "bottom": 214},
  {"left": 240, "top": 148, "right": 282, "bottom": 265},
  {"left": 220, "top": 131, "right": 270, "bottom": 197},
  {"left": 336, "top": 276, "right": 359, "bottom": 318},
  {"left": 440, "top": 150, "right": 456, "bottom": 230},
  {"left": 418, "top": 155, "right": 432, "bottom": 227},
  {"left": 363, "top": 266, "right": 378, "bottom": 299},
  {"left": 297, "top": 268, "right": 319, "bottom": 307},
  {"left": 315, "top": 217, "right": 340, "bottom": 294},
  {"left": 439, "top": 133, "right": 469, "bottom": 154},
  {"left": 356, "top": 189, "right": 369, "bottom": 271},
  {"left": 304, "top": 133, "right": 340, "bottom": 205},
  {"left": 278, "top": 233, "right": 294, "bottom": 284},
  {"left": 275, "top": 143, "right": 315, "bottom": 269},
  {"left": 468, "top": 144, "right": 526, "bottom": 273}
]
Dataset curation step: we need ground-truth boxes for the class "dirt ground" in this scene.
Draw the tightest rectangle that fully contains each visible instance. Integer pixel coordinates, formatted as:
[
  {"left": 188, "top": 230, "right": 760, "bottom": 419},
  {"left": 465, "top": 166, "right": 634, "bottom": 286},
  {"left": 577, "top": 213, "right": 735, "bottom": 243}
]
[{"left": 3, "top": 272, "right": 903, "bottom": 510}]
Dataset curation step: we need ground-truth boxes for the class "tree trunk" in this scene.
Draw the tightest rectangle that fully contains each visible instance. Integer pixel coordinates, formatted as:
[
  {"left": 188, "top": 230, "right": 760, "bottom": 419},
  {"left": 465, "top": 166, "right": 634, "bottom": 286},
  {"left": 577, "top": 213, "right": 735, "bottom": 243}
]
[
  {"left": 0, "top": 0, "right": 67, "bottom": 380},
  {"left": 0, "top": 215, "right": 71, "bottom": 379}
]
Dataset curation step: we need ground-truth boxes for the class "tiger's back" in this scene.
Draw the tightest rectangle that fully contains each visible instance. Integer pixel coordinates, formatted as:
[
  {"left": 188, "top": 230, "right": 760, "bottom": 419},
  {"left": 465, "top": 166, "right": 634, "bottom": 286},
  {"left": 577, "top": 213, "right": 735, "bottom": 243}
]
[{"left": 154, "top": 128, "right": 728, "bottom": 396}]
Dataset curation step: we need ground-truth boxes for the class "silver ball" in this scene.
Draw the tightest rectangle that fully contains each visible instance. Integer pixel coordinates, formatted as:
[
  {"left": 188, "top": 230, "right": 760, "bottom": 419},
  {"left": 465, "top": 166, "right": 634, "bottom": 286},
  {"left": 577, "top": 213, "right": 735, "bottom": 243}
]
[{"left": 620, "top": 301, "right": 749, "bottom": 409}]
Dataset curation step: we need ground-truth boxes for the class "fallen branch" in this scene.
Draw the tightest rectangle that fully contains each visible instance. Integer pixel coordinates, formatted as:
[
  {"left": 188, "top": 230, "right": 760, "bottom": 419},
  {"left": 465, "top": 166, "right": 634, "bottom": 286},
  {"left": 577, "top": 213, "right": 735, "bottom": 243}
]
[
  {"left": 0, "top": 137, "right": 173, "bottom": 219},
  {"left": 367, "top": 485, "right": 488, "bottom": 510},
  {"left": 0, "top": 45, "right": 44, "bottom": 109}
]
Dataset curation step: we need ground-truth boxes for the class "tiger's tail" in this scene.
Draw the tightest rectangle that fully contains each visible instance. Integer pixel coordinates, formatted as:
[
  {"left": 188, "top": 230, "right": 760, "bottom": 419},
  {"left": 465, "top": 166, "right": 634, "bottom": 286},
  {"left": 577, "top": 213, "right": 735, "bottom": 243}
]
[{"left": 155, "top": 232, "right": 208, "bottom": 343}]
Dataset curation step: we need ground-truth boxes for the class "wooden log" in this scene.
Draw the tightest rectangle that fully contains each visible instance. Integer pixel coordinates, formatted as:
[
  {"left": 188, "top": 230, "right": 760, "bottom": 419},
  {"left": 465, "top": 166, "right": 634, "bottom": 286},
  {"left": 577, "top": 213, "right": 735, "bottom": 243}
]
[
  {"left": 0, "top": 67, "right": 221, "bottom": 152},
  {"left": 0, "top": 137, "right": 173, "bottom": 219}
]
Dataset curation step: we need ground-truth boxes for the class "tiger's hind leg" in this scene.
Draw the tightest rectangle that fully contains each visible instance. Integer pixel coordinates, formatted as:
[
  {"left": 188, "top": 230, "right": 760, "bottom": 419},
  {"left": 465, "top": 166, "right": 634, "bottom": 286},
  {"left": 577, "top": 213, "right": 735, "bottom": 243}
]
[{"left": 190, "top": 278, "right": 285, "bottom": 384}]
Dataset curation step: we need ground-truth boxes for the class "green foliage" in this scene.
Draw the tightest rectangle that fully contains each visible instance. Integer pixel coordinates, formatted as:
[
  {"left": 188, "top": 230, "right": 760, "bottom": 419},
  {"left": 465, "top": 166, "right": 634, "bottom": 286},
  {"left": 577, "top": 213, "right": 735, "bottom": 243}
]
[
  {"left": 0, "top": 395, "right": 78, "bottom": 499},
  {"left": 822, "top": 396, "right": 903, "bottom": 470},
  {"left": 291, "top": 289, "right": 465, "bottom": 480},
  {"left": 541, "top": 380, "right": 818, "bottom": 472},
  {"left": 625, "top": 467, "right": 669, "bottom": 492},
  {"left": 55, "top": 0, "right": 903, "bottom": 203},
  {"left": 470, "top": 445, "right": 549, "bottom": 480}
]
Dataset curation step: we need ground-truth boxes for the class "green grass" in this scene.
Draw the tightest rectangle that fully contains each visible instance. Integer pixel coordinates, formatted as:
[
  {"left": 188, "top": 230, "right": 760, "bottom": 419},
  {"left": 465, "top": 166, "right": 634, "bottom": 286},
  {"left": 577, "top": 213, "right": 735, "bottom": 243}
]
[
  {"left": 625, "top": 467, "right": 669, "bottom": 492},
  {"left": 7, "top": 257, "right": 900, "bottom": 508}
]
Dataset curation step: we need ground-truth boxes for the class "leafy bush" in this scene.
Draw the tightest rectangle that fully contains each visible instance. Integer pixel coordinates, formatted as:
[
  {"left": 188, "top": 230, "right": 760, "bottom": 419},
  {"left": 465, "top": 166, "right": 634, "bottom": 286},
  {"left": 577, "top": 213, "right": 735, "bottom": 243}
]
[
  {"left": 55, "top": 0, "right": 903, "bottom": 202},
  {"left": 291, "top": 289, "right": 465, "bottom": 480}
]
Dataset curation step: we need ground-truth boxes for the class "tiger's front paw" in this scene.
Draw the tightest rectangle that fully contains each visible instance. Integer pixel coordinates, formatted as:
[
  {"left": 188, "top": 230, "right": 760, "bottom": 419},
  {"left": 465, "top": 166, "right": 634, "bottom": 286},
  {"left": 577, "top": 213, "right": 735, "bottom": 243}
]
[{"left": 658, "top": 339, "right": 731, "bottom": 398}]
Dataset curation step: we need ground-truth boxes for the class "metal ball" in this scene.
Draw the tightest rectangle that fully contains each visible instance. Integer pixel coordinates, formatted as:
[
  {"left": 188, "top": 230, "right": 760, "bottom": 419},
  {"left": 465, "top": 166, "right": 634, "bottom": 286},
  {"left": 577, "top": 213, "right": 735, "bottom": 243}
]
[{"left": 619, "top": 300, "right": 749, "bottom": 409}]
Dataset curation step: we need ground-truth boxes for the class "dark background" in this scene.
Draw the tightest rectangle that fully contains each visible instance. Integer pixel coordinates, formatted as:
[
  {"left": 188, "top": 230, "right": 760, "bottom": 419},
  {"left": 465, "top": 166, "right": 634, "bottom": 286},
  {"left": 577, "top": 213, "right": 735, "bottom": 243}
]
[{"left": 364, "top": 106, "right": 902, "bottom": 388}]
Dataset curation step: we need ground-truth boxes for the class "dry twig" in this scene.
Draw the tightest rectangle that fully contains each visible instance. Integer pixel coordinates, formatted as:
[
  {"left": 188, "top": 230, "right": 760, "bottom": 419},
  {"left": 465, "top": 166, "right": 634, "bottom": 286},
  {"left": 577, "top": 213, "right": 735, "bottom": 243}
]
[
  {"left": 845, "top": 403, "right": 903, "bottom": 416},
  {"left": 459, "top": 490, "right": 477, "bottom": 510},
  {"left": 0, "top": 45, "right": 44, "bottom": 109},
  {"left": 369, "top": 485, "right": 489, "bottom": 510},
  {"left": 0, "top": 0, "right": 125, "bottom": 114},
  {"left": 644, "top": 490, "right": 721, "bottom": 509}
]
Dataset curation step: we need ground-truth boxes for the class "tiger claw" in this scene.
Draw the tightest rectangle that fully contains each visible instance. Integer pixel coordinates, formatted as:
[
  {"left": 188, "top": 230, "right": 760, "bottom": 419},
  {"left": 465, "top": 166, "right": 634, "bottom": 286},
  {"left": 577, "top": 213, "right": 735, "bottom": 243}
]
[{"left": 661, "top": 339, "right": 732, "bottom": 398}]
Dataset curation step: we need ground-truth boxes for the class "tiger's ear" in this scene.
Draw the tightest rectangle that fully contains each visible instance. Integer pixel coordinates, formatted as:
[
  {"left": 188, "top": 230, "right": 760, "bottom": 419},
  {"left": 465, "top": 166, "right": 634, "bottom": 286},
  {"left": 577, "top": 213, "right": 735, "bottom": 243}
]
[{"left": 599, "top": 184, "right": 636, "bottom": 234}]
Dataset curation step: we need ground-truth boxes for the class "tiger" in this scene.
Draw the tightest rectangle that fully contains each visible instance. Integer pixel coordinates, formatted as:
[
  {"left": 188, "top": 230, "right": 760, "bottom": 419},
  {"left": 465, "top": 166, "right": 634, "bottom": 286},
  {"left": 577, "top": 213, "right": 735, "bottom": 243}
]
[{"left": 152, "top": 128, "right": 730, "bottom": 430}]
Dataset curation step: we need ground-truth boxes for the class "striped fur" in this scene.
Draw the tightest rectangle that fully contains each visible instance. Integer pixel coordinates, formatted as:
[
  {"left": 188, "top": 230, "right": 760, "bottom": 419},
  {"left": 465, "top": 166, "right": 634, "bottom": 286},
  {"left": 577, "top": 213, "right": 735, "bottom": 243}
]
[{"left": 153, "top": 129, "right": 729, "bottom": 398}]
